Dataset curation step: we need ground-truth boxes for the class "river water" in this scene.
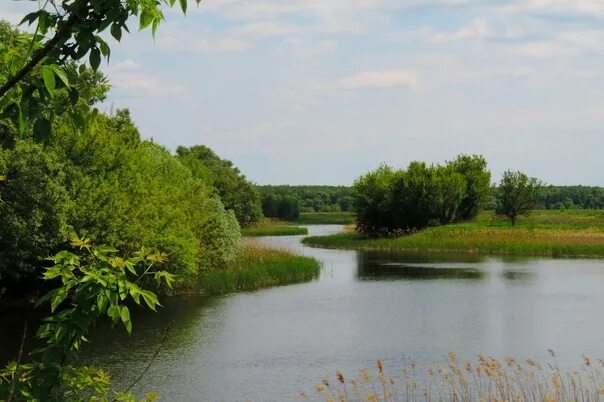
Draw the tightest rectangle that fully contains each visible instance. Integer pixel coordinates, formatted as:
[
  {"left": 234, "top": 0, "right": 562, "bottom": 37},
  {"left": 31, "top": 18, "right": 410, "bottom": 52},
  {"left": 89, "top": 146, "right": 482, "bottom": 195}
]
[{"left": 3, "top": 224, "right": 604, "bottom": 401}]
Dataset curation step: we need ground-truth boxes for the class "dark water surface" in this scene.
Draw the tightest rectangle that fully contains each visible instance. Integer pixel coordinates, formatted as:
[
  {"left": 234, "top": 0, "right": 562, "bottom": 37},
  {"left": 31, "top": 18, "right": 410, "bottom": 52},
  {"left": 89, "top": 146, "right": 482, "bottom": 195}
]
[{"left": 3, "top": 224, "right": 604, "bottom": 401}]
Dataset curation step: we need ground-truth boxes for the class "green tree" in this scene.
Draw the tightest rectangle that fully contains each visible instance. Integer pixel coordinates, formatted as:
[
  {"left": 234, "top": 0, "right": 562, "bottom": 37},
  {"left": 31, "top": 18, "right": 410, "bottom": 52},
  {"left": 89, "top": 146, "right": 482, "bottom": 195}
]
[
  {"left": 495, "top": 170, "right": 543, "bottom": 225},
  {"left": 449, "top": 154, "right": 491, "bottom": 220},
  {"left": 352, "top": 164, "right": 398, "bottom": 235},
  {"left": 177, "top": 145, "right": 263, "bottom": 227},
  {"left": 0, "top": 140, "right": 71, "bottom": 290}
]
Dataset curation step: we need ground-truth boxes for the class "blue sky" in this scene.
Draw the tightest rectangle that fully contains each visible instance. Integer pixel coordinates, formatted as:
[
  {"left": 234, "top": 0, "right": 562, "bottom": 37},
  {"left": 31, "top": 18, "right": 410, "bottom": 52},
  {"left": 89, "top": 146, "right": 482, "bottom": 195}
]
[{"left": 2, "top": 0, "right": 604, "bottom": 185}]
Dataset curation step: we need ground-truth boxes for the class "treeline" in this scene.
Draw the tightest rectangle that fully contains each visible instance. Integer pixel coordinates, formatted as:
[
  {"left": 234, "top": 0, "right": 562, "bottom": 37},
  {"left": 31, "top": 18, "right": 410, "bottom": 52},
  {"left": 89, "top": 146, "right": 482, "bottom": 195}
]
[
  {"left": 537, "top": 186, "right": 604, "bottom": 210},
  {"left": 352, "top": 155, "right": 491, "bottom": 236},
  {"left": 258, "top": 185, "right": 352, "bottom": 220}
]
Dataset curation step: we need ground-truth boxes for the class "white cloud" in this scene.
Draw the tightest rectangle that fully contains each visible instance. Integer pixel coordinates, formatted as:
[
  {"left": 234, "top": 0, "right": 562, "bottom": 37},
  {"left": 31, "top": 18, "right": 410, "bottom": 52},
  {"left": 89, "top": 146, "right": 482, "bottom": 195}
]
[
  {"left": 231, "top": 21, "right": 302, "bottom": 37},
  {"left": 336, "top": 69, "right": 419, "bottom": 91},
  {"left": 107, "top": 60, "right": 185, "bottom": 96},
  {"left": 157, "top": 34, "right": 252, "bottom": 52}
]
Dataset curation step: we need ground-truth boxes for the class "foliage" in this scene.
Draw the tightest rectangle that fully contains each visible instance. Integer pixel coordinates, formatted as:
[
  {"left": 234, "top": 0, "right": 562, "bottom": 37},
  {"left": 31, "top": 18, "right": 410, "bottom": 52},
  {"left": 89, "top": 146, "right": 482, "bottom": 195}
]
[
  {"left": 261, "top": 193, "right": 301, "bottom": 221},
  {"left": 258, "top": 185, "right": 352, "bottom": 213},
  {"left": 449, "top": 154, "right": 491, "bottom": 220},
  {"left": 51, "top": 113, "right": 240, "bottom": 286},
  {"left": 352, "top": 157, "right": 491, "bottom": 236},
  {"left": 177, "top": 145, "right": 263, "bottom": 227},
  {"left": 199, "top": 244, "right": 320, "bottom": 295},
  {"left": 0, "top": 140, "right": 71, "bottom": 289},
  {"left": 0, "top": 238, "right": 173, "bottom": 401},
  {"left": 0, "top": 0, "right": 192, "bottom": 142},
  {"left": 538, "top": 185, "right": 604, "bottom": 209},
  {"left": 496, "top": 170, "right": 542, "bottom": 225}
]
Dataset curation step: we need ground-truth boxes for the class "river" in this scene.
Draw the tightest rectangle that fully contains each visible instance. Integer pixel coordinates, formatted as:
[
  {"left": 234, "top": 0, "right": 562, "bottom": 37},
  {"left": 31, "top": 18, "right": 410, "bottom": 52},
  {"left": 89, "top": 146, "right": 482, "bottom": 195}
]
[{"left": 3, "top": 224, "right": 604, "bottom": 401}]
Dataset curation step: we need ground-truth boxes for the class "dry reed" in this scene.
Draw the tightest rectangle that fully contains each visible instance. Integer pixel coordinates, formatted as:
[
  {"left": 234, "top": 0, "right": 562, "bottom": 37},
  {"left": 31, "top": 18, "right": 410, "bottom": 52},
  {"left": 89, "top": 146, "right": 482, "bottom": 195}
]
[{"left": 305, "top": 351, "right": 604, "bottom": 402}]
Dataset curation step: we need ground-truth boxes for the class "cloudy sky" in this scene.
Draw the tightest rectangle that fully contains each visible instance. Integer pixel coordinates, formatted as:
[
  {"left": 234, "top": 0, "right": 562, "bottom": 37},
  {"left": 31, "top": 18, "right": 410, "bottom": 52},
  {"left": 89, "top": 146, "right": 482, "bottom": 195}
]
[{"left": 2, "top": 0, "right": 604, "bottom": 185}]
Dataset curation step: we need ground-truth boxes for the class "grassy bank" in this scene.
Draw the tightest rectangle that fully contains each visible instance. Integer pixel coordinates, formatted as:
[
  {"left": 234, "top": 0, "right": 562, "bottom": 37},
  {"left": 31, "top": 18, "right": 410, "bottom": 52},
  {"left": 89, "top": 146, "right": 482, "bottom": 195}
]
[
  {"left": 296, "top": 212, "right": 356, "bottom": 224},
  {"left": 199, "top": 245, "right": 320, "bottom": 295},
  {"left": 304, "top": 210, "right": 604, "bottom": 258},
  {"left": 241, "top": 220, "right": 308, "bottom": 236}
]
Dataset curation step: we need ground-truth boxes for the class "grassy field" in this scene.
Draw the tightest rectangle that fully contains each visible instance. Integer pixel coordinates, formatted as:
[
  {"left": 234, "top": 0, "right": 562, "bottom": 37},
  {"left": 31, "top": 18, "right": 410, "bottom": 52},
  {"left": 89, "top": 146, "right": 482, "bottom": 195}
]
[
  {"left": 199, "top": 244, "right": 321, "bottom": 295},
  {"left": 296, "top": 212, "right": 356, "bottom": 224},
  {"left": 303, "top": 210, "right": 604, "bottom": 258},
  {"left": 241, "top": 220, "right": 308, "bottom": 236}
]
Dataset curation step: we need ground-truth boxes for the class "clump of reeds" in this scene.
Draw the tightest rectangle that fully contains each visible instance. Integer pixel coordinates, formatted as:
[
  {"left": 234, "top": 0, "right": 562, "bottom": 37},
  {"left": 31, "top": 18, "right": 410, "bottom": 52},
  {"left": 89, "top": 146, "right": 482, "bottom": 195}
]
[
  {"left": 241, "top": 219, "right": 308, "bottom": 237},
  {"left": 304, "top": 351, "right": 604, "bottom": 401},
  {"left": 199, "top": 244, "right": 320, "bottom": 295}
]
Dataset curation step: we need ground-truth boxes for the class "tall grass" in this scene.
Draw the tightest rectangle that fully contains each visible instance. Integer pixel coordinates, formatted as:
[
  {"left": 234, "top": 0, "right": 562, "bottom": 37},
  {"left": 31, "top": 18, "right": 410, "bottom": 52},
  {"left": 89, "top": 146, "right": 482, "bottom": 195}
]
[
  {"left": 305, "top": 351, "right": 604, "bottom": 402},
  {"left": 241, "top": 220, "right": 308, "bottom": 237},
  {"left": 199, "top": 245, "right": 320, "bottom": 295}
]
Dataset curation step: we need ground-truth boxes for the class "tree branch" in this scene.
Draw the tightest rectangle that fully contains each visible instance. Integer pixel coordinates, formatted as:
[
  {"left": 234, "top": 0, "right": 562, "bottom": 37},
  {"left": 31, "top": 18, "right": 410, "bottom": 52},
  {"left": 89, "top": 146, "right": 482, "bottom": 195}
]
[{"left": 0, "top": 16, "right": 76, "bottom": 99}]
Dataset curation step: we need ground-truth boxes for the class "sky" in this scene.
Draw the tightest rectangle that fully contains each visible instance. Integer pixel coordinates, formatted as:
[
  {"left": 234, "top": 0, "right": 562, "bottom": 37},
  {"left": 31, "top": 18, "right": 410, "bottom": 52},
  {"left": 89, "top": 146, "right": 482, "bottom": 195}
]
[{"left": 2, "top": 0, "right": 604, "bottom": 185}]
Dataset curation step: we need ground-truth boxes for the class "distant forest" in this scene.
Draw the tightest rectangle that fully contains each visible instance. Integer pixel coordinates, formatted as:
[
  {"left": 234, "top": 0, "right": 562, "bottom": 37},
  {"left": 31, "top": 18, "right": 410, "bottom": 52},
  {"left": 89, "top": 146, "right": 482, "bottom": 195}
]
[{"left": 258, "top": 185, "right": 604, "bottom": 217}]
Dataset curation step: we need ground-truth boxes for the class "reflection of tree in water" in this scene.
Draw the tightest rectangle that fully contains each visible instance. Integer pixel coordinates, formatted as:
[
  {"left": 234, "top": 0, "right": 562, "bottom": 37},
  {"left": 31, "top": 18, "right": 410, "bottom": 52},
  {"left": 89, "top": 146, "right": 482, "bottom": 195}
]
[
  {"left": 356, "top": 251, "right": 485, "bottom": 280},
  {"left": 501, "top": 270, "right": 535, "bottom": 282}
]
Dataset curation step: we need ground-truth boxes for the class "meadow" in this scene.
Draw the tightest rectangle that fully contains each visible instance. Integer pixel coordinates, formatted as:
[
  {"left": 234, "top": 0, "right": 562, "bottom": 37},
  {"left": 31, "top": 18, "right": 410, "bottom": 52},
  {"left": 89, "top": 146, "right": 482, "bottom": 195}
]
[
  {"left": 303, "top": 210, "right": 604, "bottom": 258},
  {"left": 198, "top": 242, "right": 321, "bottom": 295}
]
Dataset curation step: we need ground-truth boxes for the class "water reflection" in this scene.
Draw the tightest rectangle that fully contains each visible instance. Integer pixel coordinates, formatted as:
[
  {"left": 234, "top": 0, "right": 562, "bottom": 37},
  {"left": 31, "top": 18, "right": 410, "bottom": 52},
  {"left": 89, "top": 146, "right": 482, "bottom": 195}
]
[
  {"left": 501, "top": 269, "right": 535, "bottom": 282},
  {"left": 357, "top": 251, "right": 485, "bottom": 280}
]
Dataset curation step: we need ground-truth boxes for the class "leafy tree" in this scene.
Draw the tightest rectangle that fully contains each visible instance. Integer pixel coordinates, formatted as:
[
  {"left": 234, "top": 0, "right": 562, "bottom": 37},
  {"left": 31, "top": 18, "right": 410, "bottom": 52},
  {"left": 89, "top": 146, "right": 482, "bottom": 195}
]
[
  {"left": 352, "top": 164, "right": 398, "bottom": 235},
  {"left": 495, "top": 170, "right": 543, "bottom": 225},
  {"left": 0, "top": 140, "right": 71, "bottom": 291},
  {"left": 177, "top": 145, "right": 262, "bottom": 227},
  {"left": 450, "top": 154, "right": 491, "bottom": 220}
]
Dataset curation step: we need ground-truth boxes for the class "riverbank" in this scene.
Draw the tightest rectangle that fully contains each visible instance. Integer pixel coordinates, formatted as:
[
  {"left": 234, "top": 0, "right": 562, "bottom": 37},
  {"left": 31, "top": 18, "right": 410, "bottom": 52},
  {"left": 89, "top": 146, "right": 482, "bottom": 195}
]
[
  {"left": 303, "top": 210, "right": 604, "bottom": 258},
  {"left": 198, "top": 244, "right": 321, "bottom": 295}
]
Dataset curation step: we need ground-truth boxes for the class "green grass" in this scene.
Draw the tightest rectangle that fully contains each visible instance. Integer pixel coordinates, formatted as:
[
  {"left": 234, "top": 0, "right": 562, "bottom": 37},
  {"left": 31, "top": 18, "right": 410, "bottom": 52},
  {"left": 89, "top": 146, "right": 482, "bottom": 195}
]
[
  {"left": 241, "top": 220, "right": 308, "bottom": 236},
  {"left": 296, "top": 212, "right": 356, "bottom": 225},
  {"left": 303, "top": 209, "right": 604, "bottom": 258},
  {"left": 199, "top": 245, "right": 321, "bottom": 295}
]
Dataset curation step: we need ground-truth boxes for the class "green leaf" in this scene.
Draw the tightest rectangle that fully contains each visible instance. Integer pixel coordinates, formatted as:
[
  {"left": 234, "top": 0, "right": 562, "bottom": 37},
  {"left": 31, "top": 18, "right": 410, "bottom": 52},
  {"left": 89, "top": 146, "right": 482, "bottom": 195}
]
[
  {"left": 51, "top": 288, "right": 68, "bottom": 312},
  {"left": 33, "top": 117, "right": 51, "bottom": 143},
  {"left": 110, "top": 23, "right": 122, "bottom": 42},
  {"left": 50, "top": 65, "right": 69, "bottom": 88},
  {"left": 179, "top": 0, "right": 187, "bottom": 13},
  {"left": 107, "top": 304, "right": 120, "bottom": 321},
  {"left": 139, "top": 11, "right": 153, "bottom": 30},
  {"left": 89, "top": 48, "right": 101, "bottom": 70},
  {"left": 120, "top": 306, "right": 130, "bottom": 324},
  {"left": 41, "top": 65, "right": 56, "bottom": 94}
]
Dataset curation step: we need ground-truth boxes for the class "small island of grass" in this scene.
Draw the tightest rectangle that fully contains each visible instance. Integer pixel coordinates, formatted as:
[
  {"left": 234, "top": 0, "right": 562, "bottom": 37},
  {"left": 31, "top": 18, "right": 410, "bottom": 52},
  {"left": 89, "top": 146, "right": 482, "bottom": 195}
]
[
  {"left": 199, "top": 245, "right": 321, "bottom": 295},
  {"left": 303, "top": 210, "right": 604, "bottom": 258},
  {"left": 241, "top": 220, "right": 308, "bottom": 236}
]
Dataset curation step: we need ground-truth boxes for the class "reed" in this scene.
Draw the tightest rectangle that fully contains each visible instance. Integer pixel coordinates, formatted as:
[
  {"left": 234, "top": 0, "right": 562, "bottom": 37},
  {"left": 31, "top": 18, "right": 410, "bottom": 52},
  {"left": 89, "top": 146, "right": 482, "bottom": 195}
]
[
  {"left": 242, "top": 220, "right": 308, "bottom": 237},
  {"left": 305, "top": 351, "right": 604, "bottom": 402},
  {"left": 199, "top": 244, "right": 320, "bottom": 295}
]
